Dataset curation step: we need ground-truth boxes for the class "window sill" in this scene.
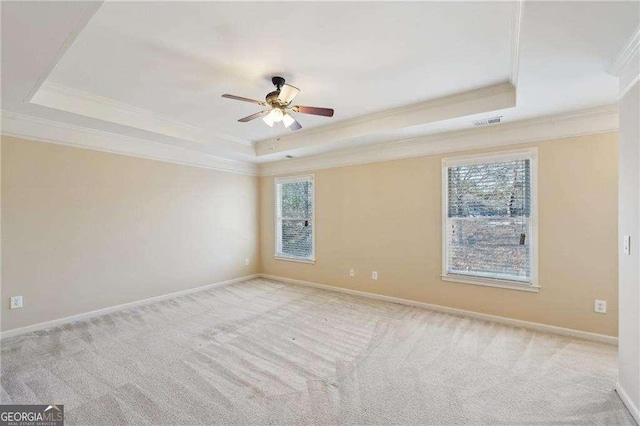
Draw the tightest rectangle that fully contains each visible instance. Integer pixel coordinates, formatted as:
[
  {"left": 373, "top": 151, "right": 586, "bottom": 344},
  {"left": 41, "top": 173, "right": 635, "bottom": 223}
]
[
  {"left": 441, "top": 274, "right": 540, "bottom": 293},
  {"left": 274, "top": 255, "right": 316, "bottom": 265}
]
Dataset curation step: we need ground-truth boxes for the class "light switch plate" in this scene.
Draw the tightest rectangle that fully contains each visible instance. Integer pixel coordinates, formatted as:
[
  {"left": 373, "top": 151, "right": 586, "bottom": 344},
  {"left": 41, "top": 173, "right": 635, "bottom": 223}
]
[
  {"left": 372, "top": 271, "right": 378, "bottom": 280},
  {"left": 623, "top": 236, "right": 631, "bottom": 255}
]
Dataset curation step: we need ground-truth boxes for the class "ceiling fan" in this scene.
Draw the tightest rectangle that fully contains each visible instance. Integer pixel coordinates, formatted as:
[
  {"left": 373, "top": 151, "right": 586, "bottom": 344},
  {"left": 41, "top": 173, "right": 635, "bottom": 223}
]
[{"left": 222, "top": 76, "right": 334, "bottom": 131}]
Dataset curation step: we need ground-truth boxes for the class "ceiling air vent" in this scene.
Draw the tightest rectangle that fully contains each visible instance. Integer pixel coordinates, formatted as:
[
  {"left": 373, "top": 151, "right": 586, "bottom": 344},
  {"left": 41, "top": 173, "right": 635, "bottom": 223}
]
[{"left": 473, "top": 116, "right": 502, "bottom": 126}]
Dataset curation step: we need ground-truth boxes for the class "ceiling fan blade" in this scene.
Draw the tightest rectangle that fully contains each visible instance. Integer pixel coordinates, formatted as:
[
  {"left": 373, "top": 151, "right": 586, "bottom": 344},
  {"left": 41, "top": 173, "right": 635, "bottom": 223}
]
[
  {"left": 288, "top": 118, "right": 302, "bottom": 131},
  {"left": 238, "top": 111, "right": 267, "bottom": 122},
  {"left": 222, "top": 94, "right": 266, "bottom": 106},
  {"left": 292, "top": 105, "right": 334, "bottom": 117},
  {"left": 277, "top": 84, "right": 300, "bottom": 104}
]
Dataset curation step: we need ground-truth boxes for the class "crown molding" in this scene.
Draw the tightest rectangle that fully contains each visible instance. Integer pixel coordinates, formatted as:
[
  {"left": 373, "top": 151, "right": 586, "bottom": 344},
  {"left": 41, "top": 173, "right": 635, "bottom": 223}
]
[
  {"left": 1, "top": 110, "right": 258, "bottom": 176},
  {"left": 255, "top": 82, "right": 516, "bottom": 157},
  {"left": 35, "top": 81, "right": 204, "bottom": 132},
  {"left": 609, "top": 26, "right": 640, "bottom": 99},
  {"left": 31, "top": 82, "right": 255, "bottom": 152},
  {"left": 259, "top": 105, "right": 619, "bottom": 176},
  {"left": 1, "top": 103, "right": 618, "bottom": 179}
]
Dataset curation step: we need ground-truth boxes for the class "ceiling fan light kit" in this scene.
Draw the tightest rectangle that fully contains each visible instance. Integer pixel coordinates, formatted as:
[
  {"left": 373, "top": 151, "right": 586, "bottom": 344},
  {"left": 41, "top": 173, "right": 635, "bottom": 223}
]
[
  {"left": 282, "top": 112, "right": 296, "bottom": 128},
  {"left": 222, "top": 76, "right": 335, "bottom": 131},
  {"left": 263, "top": 108, "right": 284, "bottom": 127}
]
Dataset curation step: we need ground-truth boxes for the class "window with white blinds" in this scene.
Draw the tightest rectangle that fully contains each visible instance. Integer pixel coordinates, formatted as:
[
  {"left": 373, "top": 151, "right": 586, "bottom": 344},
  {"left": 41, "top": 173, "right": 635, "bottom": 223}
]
[
  {"left": 442, "top": 150, "right": 538, "bottom": 290},
  {"left": 275, "top": 175, "right": 315, "bottom": 262}
]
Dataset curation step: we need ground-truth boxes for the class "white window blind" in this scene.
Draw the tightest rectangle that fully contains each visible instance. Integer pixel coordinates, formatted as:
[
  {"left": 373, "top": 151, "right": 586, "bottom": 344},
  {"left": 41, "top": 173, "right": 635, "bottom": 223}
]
[
  {"left": 275, "top": 175, "right": 314, "bottom": 262},
  {"left": 443, "top": 151, "right": 536, "bottom": 287}
]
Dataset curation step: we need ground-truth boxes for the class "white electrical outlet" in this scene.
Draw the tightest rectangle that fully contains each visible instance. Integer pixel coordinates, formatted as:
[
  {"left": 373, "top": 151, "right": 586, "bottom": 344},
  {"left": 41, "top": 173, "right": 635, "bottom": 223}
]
[
  {"left": 10, "top": 296, "right": 23, "bottom": 310},
  {"left": 594, "top": 300, "right": 607, "bottom": 314},
  {"left": 349, "top": 269, "right": 355, "bottom": 277},
  {"left": 245, "top": 258, "right": 250, "bottom": 266},
  {"left": 623, "top": 236, "right": 631, "bottom": 255},
  {"left": 372, "top": 271, "right": 378, "bottom": 280}
]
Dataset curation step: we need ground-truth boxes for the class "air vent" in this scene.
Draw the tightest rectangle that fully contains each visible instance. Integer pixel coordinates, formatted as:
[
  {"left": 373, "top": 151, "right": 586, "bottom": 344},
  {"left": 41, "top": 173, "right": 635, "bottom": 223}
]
[{"left": 474, "top": 116, "right": 502, "bottom": 126}]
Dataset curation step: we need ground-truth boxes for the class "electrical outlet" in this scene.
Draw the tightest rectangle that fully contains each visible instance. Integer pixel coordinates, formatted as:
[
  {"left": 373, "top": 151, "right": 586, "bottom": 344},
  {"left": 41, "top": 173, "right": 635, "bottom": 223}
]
[
  {"left": 349, "top": 269, "right": 355, "bottom": 277},
  {"left": 10, "top": 296, "right": 23, "bottom": 310},
  {"left": 245, "top": 258, "right": 250, "bottom": 266},
  {"left": 372, "top": 271, "right": 378, "bottom": 280},
  {"left": 594, "top": 300, "right": 607, "bottom": 314}
]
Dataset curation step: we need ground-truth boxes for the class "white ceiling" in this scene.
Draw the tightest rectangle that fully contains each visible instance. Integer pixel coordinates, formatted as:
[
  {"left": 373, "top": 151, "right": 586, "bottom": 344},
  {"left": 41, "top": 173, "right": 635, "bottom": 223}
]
[
  {"left": 46, "top": 1, "right": 514, "bottom": 140},
  {"left": 1, "top": 1, "right": 638, "bottom": 166}
]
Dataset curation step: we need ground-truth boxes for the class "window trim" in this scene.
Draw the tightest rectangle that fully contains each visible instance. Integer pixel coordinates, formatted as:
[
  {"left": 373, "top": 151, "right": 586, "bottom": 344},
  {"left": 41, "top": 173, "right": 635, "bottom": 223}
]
[
  {"left": 274, "top": 174, "right": 316, "bottom": 264},
  {"left": 441, "top": 148, "right": 539, "bottom": 292}
]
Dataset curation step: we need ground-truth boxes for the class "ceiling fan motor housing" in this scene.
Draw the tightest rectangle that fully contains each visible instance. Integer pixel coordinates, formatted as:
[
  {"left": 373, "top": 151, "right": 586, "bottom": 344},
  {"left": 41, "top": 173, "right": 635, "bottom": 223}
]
[
  {"left": 266, "top": 90, "right": 282, "bottom": 107},
  {"left": 266, "top": 76, "right": 287, "bottom": 107}
]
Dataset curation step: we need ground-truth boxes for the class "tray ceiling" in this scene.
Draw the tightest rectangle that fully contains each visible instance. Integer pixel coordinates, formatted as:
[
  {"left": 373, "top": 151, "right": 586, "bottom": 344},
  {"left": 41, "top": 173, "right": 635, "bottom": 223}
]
[{"left": 1, "top": 1, "right": 638, "bottom": 168}]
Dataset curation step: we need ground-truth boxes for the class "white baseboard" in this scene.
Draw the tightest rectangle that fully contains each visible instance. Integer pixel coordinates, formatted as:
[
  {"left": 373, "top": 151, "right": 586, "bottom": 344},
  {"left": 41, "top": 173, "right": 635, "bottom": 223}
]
[
  {"left": 2, "top": 272, "right": 618, "bottom": 346},
  {"left": 0, "top": 274, "right": 260, "bottom": 339},
  {"left": 260, "top": 273, "right": 618, "bottom": 345},
  {"left": 616, "top": 382, "right": 640, "bottom": 425}
]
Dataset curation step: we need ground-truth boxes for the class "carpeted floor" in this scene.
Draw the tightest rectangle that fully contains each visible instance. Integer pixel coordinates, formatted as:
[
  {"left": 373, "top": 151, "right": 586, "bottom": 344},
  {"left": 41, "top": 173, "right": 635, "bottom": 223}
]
[{"left": 0, "top": 278, "right": 634, "bottom": 425}]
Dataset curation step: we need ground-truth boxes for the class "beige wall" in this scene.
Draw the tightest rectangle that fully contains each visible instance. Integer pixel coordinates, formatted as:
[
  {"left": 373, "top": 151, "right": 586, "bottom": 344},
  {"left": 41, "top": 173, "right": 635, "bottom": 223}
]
[
  {"left": 261, "top": 133, "right": 619, "bottom": 337},
  {"left": 0, "top": 132, "right": 620, "bottom": 337},
  {"left": 1, "top": 136, "right": 260, "bottom": 332}
]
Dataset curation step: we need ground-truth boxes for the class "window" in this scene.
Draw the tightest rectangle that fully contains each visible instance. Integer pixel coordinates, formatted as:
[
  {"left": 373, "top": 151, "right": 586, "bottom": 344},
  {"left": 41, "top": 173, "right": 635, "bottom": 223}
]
[
  {"left": 442, "top": 149, "right": 538, "bottom": 291},
  {"left": 275, "top": 175, "right": 315, "bottom": 263}
]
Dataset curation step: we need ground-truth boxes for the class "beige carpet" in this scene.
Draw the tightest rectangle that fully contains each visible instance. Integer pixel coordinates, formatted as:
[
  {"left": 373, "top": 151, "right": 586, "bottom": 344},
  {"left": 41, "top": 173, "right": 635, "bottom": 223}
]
[{"left": 0, "top": 278, "right": 634, "bottom": 425}]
